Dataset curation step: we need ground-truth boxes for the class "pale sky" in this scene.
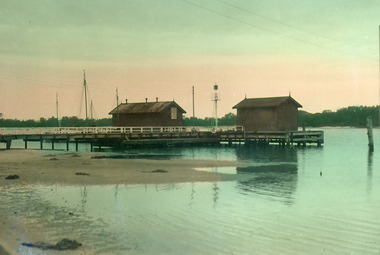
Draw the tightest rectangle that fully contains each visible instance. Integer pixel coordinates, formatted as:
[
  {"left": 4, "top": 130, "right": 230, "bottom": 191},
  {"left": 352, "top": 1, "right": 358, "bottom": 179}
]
[{"left": 1, "top": 0, "right": 379, "bottom": 120}]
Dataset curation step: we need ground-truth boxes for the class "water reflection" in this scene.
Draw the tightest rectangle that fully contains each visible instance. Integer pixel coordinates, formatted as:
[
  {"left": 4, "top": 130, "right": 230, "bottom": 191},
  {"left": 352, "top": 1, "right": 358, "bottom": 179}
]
[
  {"left": 189, "top": 183, "right": 195, "bottom": 206},
  {"left": 235, "top": 146, "right": 298, "bottom": 163},
  {"left": 367, "top": 150, "right": 373, "bottom": 195},
  {"left": 81, "top": 186, "right": 88, "bottom": 205},
  {"left": 0, "top": 186, "right": 99, "bottom": 248},
  {"left": 212, "top": 183, "right": 219, "bottom": 207},
  {"left": 235, "top": 147, "right": 298, "bottom": 205}
]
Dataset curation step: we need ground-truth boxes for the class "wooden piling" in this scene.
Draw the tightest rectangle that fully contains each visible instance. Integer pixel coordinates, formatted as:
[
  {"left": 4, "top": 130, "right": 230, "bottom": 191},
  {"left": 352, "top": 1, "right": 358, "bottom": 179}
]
[{"left": 367, "top": 116, "right": 374, "bottom": 152}]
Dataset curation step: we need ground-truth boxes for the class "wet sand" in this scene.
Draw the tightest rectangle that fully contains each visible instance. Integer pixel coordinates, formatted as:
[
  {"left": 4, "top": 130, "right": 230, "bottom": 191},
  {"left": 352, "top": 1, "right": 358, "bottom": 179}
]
[
  {"left": 0, "top": 149, "right": 240, "bottom": 185},
  {"left": 0, "top": 149, "right": 240, "bottom": 254}
]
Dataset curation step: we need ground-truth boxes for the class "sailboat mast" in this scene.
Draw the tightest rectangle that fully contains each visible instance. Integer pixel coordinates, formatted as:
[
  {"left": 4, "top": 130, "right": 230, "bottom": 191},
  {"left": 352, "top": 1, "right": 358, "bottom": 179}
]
[
  {"left": 192, "top": 85, "right": 195, "bottom": 118},
  {"left": 91, "top": 100, "right": 93, "bottom": 119},
  {"left": 84, "top": 70, "right": 88, "bottom": 120}
]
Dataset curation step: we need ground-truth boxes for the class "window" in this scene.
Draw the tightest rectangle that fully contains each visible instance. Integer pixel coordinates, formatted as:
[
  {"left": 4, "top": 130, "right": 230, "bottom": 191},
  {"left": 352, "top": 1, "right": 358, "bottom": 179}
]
[{"left": 171, "top": 107, "right": 177, "bottom": 120}]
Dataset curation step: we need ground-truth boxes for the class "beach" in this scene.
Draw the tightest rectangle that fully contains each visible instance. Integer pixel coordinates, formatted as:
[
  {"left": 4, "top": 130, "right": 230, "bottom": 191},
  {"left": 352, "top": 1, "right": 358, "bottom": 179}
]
[{"left": 0, "top": 149, "right": 240, "bottom": 254}]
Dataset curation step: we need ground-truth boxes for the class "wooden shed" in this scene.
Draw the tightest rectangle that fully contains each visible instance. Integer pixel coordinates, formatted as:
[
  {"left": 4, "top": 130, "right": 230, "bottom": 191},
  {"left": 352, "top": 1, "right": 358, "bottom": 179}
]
[
  {"left": 109, "top": 100, "right": 186, "bottom": 127},
  {"left": 232, "top": 96, "right": 302, "bottom": 131}
]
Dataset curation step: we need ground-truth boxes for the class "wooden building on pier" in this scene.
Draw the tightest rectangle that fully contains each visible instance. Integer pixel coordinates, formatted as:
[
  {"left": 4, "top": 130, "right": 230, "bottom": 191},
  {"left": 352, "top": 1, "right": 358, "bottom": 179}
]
[
  {"left": 233, "top": 96, "right": 302, "bottom": 131},
  {"left": 109, "top": 99, "right": 186, "bottom": 126}
]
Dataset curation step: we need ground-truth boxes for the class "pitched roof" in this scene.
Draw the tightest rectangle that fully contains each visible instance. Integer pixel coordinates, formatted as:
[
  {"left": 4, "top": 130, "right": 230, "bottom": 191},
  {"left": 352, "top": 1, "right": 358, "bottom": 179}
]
[
  {"left": 109, "top": 101, "right": 186, "bottom": 115},
  {"left": 233, "top": 96, "right": 302, "bottom": 109}
]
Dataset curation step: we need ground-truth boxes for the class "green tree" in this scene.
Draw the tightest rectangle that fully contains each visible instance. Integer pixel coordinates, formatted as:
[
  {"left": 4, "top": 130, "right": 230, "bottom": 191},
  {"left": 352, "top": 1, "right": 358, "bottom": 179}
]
[{"left": 298, "top": 106, "right": 379, "bottom": 127}]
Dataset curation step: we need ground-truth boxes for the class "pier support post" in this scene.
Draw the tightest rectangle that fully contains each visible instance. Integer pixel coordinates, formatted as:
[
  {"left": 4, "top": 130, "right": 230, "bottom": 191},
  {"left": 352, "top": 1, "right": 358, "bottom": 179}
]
[
  {"left": 75, "top": 140, "right": 79, "bottom": 152},
  {"left": 66, "top": 139, "right": 69, "bottom": 151},
  {"left": 6, "top": 140, "right": 11, "bottom": 149},
  {"left": 367, "top": 116, "right": 374, "bottom": 152},
  {"left": 40, "top": 137, "right": 43, "bottom": 150},
  {"left": 52, "top": 139, "right": 55, "bottom": 150},
  {"left": 24, "top": 139, "right": 28, "bottom": 149}
]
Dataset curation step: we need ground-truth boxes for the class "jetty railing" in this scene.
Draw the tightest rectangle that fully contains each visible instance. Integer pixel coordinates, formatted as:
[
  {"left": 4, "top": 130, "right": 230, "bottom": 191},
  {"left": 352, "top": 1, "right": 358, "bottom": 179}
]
[{"left": 0, "top": 126, "right": 244, "bottom": 136}]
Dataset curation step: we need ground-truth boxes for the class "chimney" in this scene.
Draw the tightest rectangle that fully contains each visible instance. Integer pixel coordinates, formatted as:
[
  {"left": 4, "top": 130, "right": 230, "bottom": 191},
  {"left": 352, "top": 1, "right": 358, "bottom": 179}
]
[
  {"left": 145, "top": 98, "right": 148, "bottom": 103},
  {"left": 156, "top": 97, "right": 158, "bottom": 102}
]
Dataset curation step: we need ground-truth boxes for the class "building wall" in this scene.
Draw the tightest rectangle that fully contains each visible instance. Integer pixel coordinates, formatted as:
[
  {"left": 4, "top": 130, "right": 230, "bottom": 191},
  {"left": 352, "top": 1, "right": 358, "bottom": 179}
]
[
  {"left": 237, "top": 103, "right": 298, "bottom": 131},
  {"left": 277, "top": 101, "right": 298, "bottom": 131},
  {"left": 237, "top": 108, "right": 278, "bottom": 131},
  {"left": 112, "top": 107, "right": 184, "bottom": 126}
]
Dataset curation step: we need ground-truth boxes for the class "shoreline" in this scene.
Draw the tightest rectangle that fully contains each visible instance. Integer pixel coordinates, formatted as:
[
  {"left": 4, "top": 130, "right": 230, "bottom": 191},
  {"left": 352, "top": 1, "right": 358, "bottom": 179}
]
[{"left": 0, "top": 149, "right": 241, "bottom": 254}]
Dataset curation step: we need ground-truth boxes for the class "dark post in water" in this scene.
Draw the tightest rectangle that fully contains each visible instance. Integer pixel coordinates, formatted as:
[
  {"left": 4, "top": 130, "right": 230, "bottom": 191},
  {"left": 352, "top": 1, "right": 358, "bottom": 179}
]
[{"left": 367, "top": 116, "right": 374, "bottom": 152}]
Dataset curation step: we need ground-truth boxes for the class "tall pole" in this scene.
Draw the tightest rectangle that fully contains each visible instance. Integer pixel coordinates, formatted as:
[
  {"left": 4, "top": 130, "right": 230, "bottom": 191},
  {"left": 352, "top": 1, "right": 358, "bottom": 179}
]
[
  {"left": 116, "top": 87, "right": 119, "bottom": 106},
  {"left": 215, "top": 99, "right": 218, "bottom": 127},
  {"left": 56, "top": 92, "right": 60, "bottom": 127},
  {"left": 83, "top": 70, "right": 88, "bottom": 120},
  {"left": 213, "top": 83, "right": 219, "bottom": 127},
  {"left": 116, "top": 87, "right": 119, "bottom": 126},
  {"left": 192, "top": 85, "right": 195, "bottom": 118}
]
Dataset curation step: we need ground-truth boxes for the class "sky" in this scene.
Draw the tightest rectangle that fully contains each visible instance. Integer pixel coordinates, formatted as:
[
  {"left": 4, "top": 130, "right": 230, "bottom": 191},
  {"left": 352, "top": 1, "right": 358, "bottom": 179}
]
[{"left": 1, "top": 0, "right": 380, "bottom": 120}]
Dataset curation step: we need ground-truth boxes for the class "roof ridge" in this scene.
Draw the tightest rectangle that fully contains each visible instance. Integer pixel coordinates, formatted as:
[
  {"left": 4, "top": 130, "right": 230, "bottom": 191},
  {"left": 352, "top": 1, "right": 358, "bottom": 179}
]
[
  {"left": 233, "top": 96, "right": 302, "bottom": 109},
  {"left": 109, "top": 100, "right": 186, "bottom": 114},
  {"left": 244, "top": 96, "right": 289, "bottom": 100},
  {"left": 121, "top": 101, "right": 173, "bottom": 104}
]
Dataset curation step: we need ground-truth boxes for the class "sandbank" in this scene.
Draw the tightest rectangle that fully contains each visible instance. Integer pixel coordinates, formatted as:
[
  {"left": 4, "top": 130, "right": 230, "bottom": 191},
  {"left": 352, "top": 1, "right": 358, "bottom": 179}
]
[{"left": 0, "top": 149, "right": 240, "bottom": 186}]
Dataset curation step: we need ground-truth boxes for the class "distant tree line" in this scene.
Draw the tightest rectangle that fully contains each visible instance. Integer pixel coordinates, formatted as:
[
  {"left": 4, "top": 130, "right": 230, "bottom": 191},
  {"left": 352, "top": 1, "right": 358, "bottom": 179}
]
[
  {"left": 184, "top": 112, "right": 236, "bottom": 127},
  {"left": 1, "top": 106, "right": 378, "bottom": 128},
  {"left": 0, "top": 113, "right": 237, "bottom": 128},
  {"left": 185, "top": 106, "right": 380, "bottom": 128},
  {"left": 298, "top": 106, "right": 379, "bottom": 127},
  {"left": 0, "top": 116, "right": 113, "bottom": 128}
]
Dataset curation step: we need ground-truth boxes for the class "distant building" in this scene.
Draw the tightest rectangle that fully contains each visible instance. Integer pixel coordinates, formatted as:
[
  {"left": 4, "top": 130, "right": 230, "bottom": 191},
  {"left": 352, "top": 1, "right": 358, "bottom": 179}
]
[
  {"left": 109, "top": 99, "right": 186, "bottom": 126},
  {"left": 232, "top": 96, "right": 302, "bottom": 131}
]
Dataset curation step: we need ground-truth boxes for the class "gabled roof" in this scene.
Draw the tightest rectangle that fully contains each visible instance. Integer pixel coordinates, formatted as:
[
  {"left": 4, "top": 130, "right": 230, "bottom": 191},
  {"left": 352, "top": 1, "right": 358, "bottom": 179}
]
[
  {"left": 232, "top": 96, "right": 302, "bottom": 109},
  {"left": 109, "top": 101, "right": 186, "bottom": 115}
]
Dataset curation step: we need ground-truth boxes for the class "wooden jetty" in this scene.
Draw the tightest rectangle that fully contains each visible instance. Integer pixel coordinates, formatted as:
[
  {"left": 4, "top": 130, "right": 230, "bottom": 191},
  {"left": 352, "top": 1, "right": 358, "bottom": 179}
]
[{"left": 0, "top": 126, "right": 324, "bottom": 151}]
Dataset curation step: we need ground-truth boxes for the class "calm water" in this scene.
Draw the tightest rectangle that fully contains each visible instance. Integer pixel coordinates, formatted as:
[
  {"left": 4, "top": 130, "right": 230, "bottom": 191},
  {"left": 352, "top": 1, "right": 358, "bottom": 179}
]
[{"left": 1, "top": 128, "right": 380, "bottom": 254}]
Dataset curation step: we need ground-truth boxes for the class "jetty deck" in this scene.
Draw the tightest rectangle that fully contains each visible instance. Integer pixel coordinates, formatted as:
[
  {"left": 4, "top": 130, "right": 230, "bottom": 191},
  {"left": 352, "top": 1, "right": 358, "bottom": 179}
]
[{"left": 0, "top": 126, "right": 324, "bottom": 150}]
